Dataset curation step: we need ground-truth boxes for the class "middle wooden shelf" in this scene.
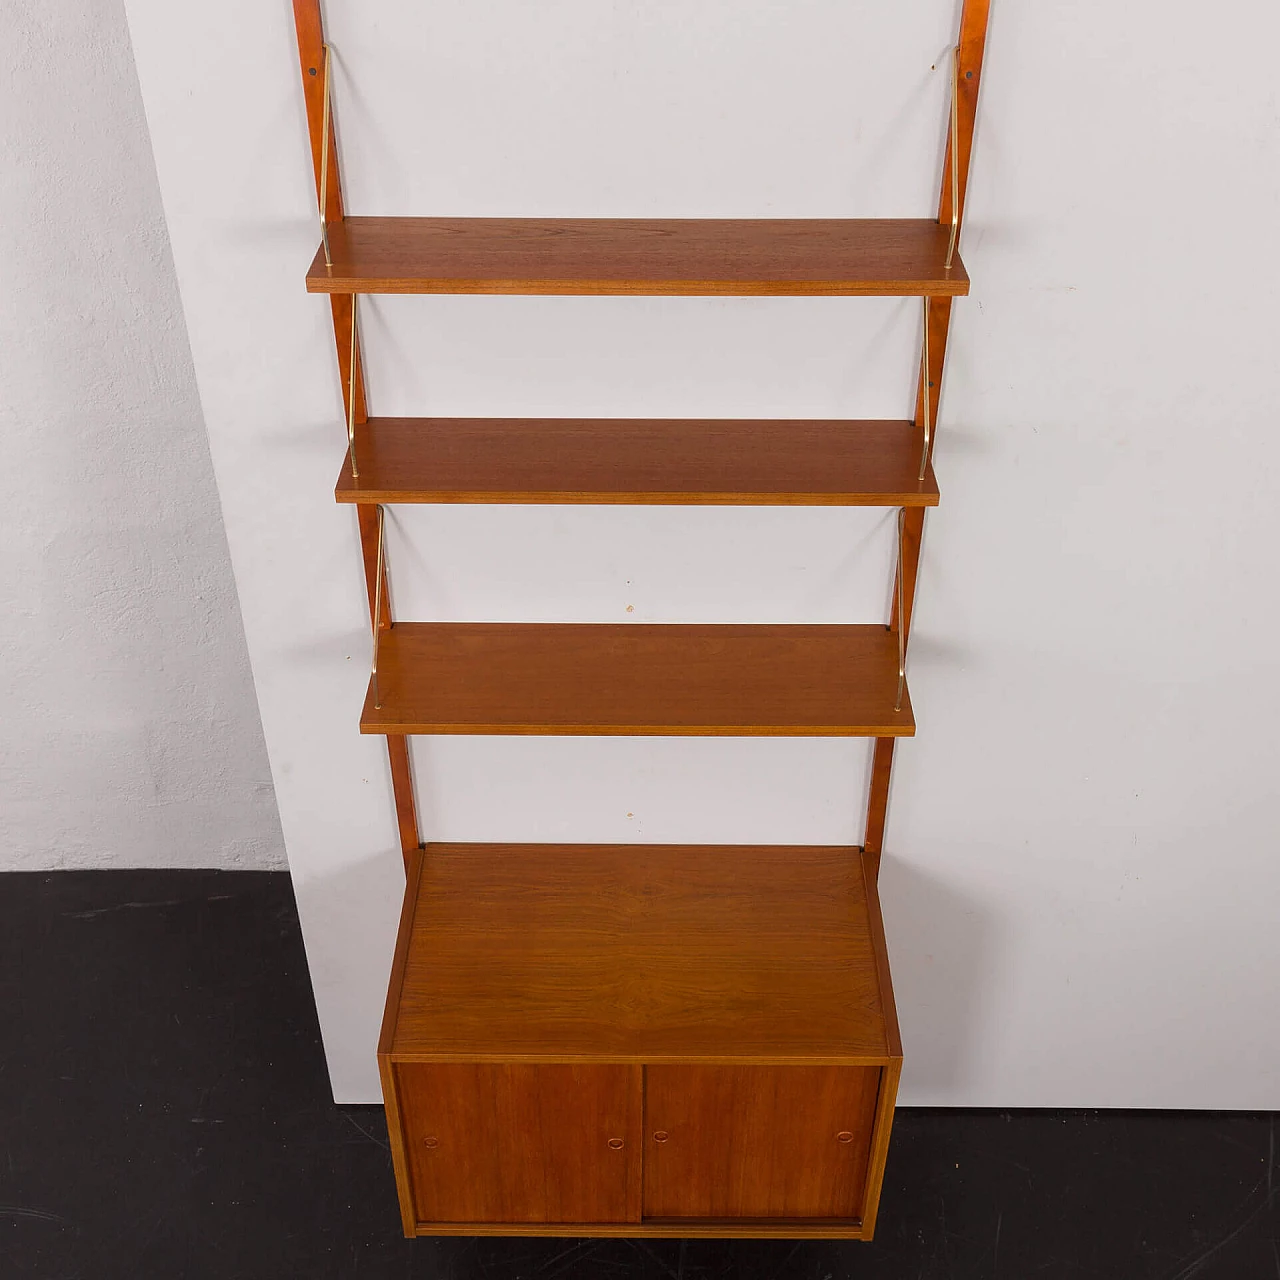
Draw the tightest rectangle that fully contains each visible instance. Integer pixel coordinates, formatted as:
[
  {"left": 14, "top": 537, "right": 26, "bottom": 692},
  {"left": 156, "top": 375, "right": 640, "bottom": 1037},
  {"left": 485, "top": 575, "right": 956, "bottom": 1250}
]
[
  {"left": 335, "top": 417, "right": 939, "bottom": 507},
  {"left": 360, "top": 623, "right": 914, "bottom": 737}
]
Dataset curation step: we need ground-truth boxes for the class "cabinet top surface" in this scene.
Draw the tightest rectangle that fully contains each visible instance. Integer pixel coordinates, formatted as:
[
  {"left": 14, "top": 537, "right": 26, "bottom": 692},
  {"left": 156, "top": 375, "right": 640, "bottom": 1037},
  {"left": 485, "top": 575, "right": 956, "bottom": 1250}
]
[
  {"left": 306, "top": 217, "right": 969, "bottom": 297},
  {"left": 388, "top": 843, "right": 897, "bottom": 1064}
]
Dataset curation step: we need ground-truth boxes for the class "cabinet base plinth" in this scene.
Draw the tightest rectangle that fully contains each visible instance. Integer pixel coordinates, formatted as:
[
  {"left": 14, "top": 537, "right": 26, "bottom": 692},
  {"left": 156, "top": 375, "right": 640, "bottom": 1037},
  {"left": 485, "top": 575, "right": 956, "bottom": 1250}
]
[{"left": 406, "top": 1220, "right": 869, "bottom": 1240}]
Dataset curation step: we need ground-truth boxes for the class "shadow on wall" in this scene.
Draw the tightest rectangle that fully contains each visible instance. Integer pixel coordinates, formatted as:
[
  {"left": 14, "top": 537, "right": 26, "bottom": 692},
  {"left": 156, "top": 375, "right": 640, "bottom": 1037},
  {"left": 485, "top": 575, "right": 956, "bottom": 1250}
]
[{"left": 881, "top": 857, "right": 1005, "bottom": 1102}]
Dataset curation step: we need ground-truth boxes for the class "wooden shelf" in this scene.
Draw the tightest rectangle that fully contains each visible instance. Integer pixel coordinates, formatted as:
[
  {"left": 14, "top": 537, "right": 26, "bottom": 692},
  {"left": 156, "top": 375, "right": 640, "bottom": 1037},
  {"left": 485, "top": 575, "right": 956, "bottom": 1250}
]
[
  {"left": 359, "top": 623, "right": 914, "bottom": 737},
  {"left": 306, "top": 217, "right": 969, "bottom": 296},
  {"left": 335, "top": 418, "right": 939, "bottom": 506},
  {"left": 385, "top": 844, "right": 899, "bottom": 1064}
]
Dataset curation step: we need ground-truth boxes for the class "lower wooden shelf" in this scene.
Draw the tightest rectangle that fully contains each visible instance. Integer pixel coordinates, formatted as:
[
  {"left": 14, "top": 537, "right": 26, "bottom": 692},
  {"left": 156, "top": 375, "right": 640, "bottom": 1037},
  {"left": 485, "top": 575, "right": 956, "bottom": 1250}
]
[{"left": 379, "top": 844, "right": 902, "bottom": 1239}]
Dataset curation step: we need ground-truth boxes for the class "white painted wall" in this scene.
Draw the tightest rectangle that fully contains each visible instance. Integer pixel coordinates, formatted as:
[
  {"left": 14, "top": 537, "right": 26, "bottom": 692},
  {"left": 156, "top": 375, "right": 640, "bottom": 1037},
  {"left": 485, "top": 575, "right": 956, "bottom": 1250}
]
[
  {"left": 0, "top": 1, "right": 284, "bottom": 870},
  {"left": 123, "top": 0, "right": 1280, "bottom": 1107}
]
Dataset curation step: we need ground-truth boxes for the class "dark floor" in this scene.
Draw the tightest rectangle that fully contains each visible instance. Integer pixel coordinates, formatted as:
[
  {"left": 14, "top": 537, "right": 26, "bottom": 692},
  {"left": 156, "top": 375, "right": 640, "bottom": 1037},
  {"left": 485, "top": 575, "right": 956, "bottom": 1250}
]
[{"left": 1, "top": 872, "right": 1276, "bottom": 1280}]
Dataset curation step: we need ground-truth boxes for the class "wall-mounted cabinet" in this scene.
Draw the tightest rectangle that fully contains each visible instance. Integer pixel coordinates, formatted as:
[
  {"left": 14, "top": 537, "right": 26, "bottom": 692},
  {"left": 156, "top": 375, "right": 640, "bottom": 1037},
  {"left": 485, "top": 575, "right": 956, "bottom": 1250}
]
[{"left": 380, "top": 844, "right": 900, "bottom": 1238}]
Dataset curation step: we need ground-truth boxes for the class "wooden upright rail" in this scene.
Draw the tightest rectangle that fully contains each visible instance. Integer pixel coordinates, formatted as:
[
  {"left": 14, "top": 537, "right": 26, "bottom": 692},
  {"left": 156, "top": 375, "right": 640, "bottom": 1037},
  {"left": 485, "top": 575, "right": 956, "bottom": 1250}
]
[
  {"left": 293, "top": 0, "right": 421, "bottom": 866},
  {"left": 864, "top": 0, "right": 990, "bottom": 875}
]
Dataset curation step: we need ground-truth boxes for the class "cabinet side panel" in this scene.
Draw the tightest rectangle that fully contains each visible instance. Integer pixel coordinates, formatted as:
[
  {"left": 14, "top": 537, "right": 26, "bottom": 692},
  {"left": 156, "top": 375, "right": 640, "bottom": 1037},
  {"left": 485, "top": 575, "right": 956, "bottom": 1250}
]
[
  {"left": 643, "top": 1065, "right": 880, "bottom": 1219},
  {"left": 860, "top": 850, "right": 901, "bottom": 1057},
  {"left": 398, "top": 1063, "right": 636, "bottom": 1223},
  {"left": 379, "top": 847, "right": 424, "bottom": 1058},
  {"left": 379, "top": 849, "right": 424, "bottom": 1235},
  {"left": 859, "top": 1059, "right": 902, "bottom": 1238},
  {"left": 380, "top": 1060, "right": 416, "bottom": 1236}
]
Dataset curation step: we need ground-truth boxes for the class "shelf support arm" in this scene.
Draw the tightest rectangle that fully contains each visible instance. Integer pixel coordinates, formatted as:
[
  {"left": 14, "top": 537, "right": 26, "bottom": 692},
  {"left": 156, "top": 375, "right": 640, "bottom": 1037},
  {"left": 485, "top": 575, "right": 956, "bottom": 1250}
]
[
  {"left": 294, "top": 1, "right": 343, "bottom": 238},
  {"left": 939, "top": 0, "right": 989, "bottom": 262},
  {"left": 347, "top": 294, "right": 360, "bottom": 478}
]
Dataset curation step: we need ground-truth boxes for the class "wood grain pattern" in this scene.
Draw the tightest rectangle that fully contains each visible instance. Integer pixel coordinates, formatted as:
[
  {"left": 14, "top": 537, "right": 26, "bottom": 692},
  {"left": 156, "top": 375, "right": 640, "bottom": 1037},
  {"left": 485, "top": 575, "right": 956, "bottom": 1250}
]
[
  {"left": 305, "top": 218, "right": 969, "bottom": 296},
  {"left": 334, "top": 418, "right": 940, "bottom": 507},
  {"left": 359, "top": 623, "right": 914, "bottom": 737},
  {"left": 643, "top": 1066, "right": 880, "bottom": 1219},
  {"left": 396, "top": 1063, "right": 640, "bottom": 1223},
  {"left": 386, "top": 844, "right": 894, "bottom": 1064}
]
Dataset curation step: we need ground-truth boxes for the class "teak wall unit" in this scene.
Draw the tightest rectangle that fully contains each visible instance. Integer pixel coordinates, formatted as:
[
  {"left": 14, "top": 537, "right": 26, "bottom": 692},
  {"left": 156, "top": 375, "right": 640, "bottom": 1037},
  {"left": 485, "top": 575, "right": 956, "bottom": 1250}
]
[{"left": 292, "top": 0, "right": 989, "bottom": 1240}]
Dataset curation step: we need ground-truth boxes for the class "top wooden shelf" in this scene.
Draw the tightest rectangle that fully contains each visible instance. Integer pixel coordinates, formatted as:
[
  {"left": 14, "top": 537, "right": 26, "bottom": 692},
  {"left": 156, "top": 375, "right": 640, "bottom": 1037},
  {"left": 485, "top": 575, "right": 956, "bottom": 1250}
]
[{"left": 306, "top": 217, "right": 969, "bottom": 297}]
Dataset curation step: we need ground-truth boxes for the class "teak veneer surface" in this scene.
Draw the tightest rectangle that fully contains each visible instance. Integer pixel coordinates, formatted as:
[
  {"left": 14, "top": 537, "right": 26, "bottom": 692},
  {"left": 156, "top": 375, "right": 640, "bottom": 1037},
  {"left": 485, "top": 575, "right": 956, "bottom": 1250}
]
[
  {"left": 335, "top": 418, "right": 940, "bottom": 506},
  {"left": 359, "top": 623, "right": 914, "bottom": 737},
  {"left": 305, "top": 218, "right": 970, "bottom": 296},
  {"left": 397, "top": 1063, "right": 641, "bottom": 1224},
  {"left": 643, "top": 1065, "right": 881, "bottom": 1220},
  {"left": 387, "top": 844, "right": 895, "bottom": 1063}
]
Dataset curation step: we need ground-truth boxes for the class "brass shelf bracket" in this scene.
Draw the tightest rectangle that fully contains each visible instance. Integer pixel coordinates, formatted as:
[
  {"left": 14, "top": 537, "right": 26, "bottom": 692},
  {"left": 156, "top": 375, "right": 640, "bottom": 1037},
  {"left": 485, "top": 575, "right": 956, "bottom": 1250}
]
[
  {"left": 918, "top": 297, "right": 932, "bottom": 482},
  {"left": 893, "top": 507, "right": 907, "bottom": 713},
  {"left": 371, "top": 503, "right": 386, "bottom": 709},
  {"left": 347, "top": 293, "right": 360, "bottom": 479},
  {"left": 319, "top": 43, "right": 333, "bottom": 267},
  {"left": 944, "top": 45, "right": 961, "bottom": 270}
]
